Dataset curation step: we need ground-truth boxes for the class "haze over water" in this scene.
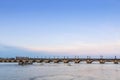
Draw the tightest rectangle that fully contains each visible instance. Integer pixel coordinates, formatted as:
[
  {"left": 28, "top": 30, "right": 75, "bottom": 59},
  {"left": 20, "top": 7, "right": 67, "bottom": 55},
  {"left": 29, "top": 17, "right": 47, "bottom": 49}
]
[{"left": 0, "top": 63, "right": 120, "bottom": 80}]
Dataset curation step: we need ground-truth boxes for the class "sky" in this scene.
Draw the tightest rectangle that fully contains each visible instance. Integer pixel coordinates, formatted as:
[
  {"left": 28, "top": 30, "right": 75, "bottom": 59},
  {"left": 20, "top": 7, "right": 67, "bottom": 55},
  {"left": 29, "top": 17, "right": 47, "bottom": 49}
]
[{"left": 0, "top": 0, "right": 120, "bottom": 57}]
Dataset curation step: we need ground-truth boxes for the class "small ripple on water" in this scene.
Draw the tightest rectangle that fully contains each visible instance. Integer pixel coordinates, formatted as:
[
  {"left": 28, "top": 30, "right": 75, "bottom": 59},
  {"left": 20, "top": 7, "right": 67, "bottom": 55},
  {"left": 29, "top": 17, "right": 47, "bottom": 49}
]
[
  {"left": 29, "top": 74, "right": 75, "bottom": 80},
  {"left": 1, "top": 63, "right": 120, "bottom": 80}
]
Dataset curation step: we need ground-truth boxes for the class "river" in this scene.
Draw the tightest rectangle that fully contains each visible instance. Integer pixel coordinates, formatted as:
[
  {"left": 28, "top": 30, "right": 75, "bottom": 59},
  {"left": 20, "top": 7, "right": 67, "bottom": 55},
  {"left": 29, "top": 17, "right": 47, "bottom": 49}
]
[{"left": 0, "top": 62, "right": 120, "bottom": 80}]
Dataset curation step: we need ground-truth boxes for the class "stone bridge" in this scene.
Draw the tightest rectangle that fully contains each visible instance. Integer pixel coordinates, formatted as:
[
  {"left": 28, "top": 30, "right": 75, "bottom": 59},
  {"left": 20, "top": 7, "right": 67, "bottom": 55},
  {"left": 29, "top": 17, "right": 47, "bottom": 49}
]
[{"left": 0, "top": 56, "right": 120, "bottom": 65}]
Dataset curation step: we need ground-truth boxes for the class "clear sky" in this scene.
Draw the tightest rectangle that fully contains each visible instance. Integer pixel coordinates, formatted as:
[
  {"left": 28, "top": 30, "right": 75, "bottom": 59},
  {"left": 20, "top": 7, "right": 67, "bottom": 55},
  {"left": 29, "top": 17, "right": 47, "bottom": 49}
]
[{"left": 0, "top": 0, "right": 120, "bottom": 56}]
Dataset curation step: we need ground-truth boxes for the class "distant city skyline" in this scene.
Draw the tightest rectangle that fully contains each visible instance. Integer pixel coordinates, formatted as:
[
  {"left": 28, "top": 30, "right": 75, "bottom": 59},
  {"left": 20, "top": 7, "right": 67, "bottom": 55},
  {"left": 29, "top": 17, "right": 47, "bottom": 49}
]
[{"left": 0, "top": 0, "right": 120, "bottom": 57}]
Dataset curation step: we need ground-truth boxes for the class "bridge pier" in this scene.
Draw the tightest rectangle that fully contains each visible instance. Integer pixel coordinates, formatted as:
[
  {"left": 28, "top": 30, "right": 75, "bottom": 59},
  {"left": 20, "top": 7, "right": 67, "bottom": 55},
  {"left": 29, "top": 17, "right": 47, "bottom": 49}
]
[
  {"left": 0, "top": 60, "right": 2, "bottom": 62},
  {"left": 10, "top": 60, "right": 14, "bottom": 62},
  {"left": 44, "top": 59, "right": 51, "bottom": 63},
  {"left": 63, "top": 59, "right": 69, "bottom": 63},
  {"left": 114, "top": 60, "right": 118, "bottom": 64},
  {"left": 99, "top": 60, "right": 105, "bottom": 64},
  {"left": 114, "top": 56, "right": 118, "bottom": 64},
  {"left": 53, "top": 59, "right": 60, "bottom": 63},
  {"left": 74, "top": 59, "right": 80, "bottom": 63},
  {"left": 86, "top": 60, "right": 92, "bottom": 64}
]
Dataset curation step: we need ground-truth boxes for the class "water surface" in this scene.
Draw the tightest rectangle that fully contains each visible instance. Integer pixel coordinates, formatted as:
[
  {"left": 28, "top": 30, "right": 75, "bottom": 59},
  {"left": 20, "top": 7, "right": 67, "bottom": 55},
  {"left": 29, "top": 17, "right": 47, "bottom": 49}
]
[{"left": 0, "top": 63, "right": 120, "bottom": 80}]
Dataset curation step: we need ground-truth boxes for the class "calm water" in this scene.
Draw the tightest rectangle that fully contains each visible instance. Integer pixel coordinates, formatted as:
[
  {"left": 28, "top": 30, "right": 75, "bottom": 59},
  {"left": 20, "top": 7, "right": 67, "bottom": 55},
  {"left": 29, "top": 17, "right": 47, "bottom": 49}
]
[{"left": 0, "top": 62, "right": 120, "bottom": 80}]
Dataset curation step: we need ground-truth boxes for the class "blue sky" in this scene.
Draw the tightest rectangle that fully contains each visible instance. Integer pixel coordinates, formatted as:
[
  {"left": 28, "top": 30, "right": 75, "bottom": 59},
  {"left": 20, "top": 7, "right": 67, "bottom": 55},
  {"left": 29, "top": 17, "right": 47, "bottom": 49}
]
[{"left": 0, "top": 0, "right": 120, "bottom": 56}]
